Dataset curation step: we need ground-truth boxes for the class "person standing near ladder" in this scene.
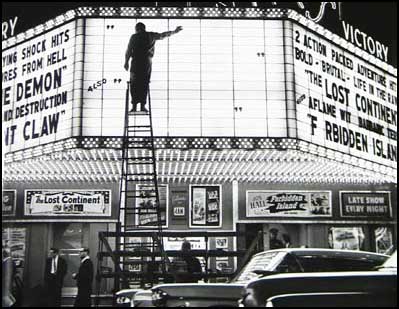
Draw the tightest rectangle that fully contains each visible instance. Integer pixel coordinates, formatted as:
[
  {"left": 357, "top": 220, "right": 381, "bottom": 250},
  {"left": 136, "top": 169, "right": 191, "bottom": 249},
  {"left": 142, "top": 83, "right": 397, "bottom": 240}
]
[{"left": 124, "top": 22, "right": 183, "bottom": 112}]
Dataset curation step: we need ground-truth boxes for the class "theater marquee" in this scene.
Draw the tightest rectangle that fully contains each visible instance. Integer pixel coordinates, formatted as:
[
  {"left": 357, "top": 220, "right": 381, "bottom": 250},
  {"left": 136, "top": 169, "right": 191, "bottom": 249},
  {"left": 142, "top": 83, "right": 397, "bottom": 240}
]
[
  {"left": 2, "top": 20, "right": 78, "bottom": 153},
  {"left": 293, "top": 23, "right": 397, "bottom": 169}
]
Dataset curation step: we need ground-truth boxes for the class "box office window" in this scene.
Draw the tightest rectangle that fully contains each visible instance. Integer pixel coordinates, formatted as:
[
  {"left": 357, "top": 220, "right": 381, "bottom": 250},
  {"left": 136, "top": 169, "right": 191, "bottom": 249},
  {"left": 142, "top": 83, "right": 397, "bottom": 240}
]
[{"left": 53, "top": 223, "right": 89, "bottom": 290}]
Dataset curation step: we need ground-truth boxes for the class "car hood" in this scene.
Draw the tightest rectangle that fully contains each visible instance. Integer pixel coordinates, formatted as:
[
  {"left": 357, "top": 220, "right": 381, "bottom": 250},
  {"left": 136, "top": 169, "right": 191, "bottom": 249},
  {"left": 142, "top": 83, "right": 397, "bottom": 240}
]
[{"left": 153, "top": 283, "right": 245, "bottom": 300}]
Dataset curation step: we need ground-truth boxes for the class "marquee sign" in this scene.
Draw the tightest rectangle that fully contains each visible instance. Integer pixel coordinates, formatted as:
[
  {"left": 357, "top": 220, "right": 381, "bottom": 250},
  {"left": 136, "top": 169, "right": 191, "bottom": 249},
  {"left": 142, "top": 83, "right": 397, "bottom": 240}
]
[
  {"left": 293, "top": 22, "right": 397, "bottom": 169},
  {"left": 2, "top": 20, "right": 78, "bottom": 153},
  {"left": 246, "top": 190, "right": 332, "bottom": 217},
  {"left": 81, "top": 18, "right": 289, "bottom": 138},
  {"left": 24, "top": 190, "right": 111, "bottom": 216}
]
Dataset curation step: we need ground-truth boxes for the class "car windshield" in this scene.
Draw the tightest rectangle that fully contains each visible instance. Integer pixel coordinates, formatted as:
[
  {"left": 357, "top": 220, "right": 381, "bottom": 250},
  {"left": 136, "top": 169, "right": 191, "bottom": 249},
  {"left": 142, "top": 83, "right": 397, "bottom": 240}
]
[
  {"left": 234, "top": 251, "right": 282, "bottom": 284},
  {"left": 378, "top": 251, "right": 397, "bottom": 269}
]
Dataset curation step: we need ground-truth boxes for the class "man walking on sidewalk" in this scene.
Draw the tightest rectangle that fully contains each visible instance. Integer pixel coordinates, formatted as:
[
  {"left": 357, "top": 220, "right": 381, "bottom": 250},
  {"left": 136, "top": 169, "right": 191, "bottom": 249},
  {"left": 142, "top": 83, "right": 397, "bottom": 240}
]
[{"left": 73, "top": 248, "right": 93, "bottom": 307}]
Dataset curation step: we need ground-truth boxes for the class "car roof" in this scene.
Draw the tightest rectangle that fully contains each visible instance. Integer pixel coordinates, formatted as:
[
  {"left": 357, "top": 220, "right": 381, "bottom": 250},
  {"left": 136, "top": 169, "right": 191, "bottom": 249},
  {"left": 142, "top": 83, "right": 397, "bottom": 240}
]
[
  {"left": 258, "top": 271, "right": 393, "bottom": 280},
  {"left": 253, "top": 248, "right": 389, "bottom": 259}
]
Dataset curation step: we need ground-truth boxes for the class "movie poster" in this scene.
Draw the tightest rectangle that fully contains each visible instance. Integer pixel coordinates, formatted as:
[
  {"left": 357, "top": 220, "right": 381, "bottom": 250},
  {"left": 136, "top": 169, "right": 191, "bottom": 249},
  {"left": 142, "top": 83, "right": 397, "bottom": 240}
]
[
  {"left": 375, "top": 227, "right": 394, "bottom": 255},
  {"left": 2, "top": 227, "right": 26, "bottom": 280},
  {"left": 2, "top": 190, "right": 16, "bottom": 216},
  {"left": 330, "top": 227, "right": 365, "bottom": 251},
  {"left": 136, "top": 184, "right": 168, "bottom": 227},
  {"left": 247, "top": 191, "right": 331, "bottom": 217},
  {"left": 190, "top": 185, "right": 221, "bottom": 227}
]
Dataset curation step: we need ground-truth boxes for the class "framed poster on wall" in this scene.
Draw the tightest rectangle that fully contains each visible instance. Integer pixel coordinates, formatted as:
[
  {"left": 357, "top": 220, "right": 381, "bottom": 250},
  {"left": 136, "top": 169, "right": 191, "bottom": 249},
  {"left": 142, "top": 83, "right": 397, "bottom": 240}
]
[
  {"left": 2, "top": 227, "right": 26, "bottom": 280},
  {"left": 246, "top": 191, "right": 332, "bottom": 217},
  {"left": 189, "top": 185, "right": 222, "bottom": 228},
  {"left": 374, "top": 227, "right": 394, "bottom": 255},
  {"left": 2, "top": 190, "right": 16, "bottom": 216},
  {"left": 329, "top": 227, "right": 365, "bottom": 251},
  {"left": 136, "top": 184, "right": 168, "bottom": 227},
  {"left": 171, "top": 190, "right": 187, "bottom": 219}
]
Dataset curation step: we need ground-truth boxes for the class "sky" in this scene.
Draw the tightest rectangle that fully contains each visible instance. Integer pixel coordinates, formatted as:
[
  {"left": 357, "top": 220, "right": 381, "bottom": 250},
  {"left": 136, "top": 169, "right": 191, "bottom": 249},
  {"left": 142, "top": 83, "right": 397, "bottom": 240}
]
[{"left": 2, "top": 1, "right": 397, "bottom": 66}]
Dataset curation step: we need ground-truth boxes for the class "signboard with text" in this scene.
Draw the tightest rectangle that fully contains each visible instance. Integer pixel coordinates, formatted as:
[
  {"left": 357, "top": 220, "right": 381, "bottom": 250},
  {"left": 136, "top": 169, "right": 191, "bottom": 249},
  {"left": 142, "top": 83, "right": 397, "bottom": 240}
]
[
  {"left": 171, "top": 190, "right": 187, "bottom": 219},
  {"left": 293, "top": 23, "right": 397, "bottom": 169},
  {"left": 24, "top": 190, "right": 111, "bottom": 216},
  {"left": 340, "top": 191, "right": 391, "bottom": 218},
  {"left": 247, "top": 190, "right": 332, "bottom": 217},
  {"left": 2, "top": 20, "right": 77, "bottom": 153},
  {"left": 163, "top": 237, "right": 206, "bottom": 251}
]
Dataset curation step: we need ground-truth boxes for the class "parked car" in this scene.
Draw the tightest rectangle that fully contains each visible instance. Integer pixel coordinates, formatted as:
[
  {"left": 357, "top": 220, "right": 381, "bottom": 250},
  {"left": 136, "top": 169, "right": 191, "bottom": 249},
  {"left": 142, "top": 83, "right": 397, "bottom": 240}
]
[
  {"left": 240, "top": 251, "right": 397, "bottom": 307},
  {"left": 115, "top": 289, "right": 141, "bottom": 307},
  {"left": 130, "top": 248, "right": 388, "bottom": 307}
]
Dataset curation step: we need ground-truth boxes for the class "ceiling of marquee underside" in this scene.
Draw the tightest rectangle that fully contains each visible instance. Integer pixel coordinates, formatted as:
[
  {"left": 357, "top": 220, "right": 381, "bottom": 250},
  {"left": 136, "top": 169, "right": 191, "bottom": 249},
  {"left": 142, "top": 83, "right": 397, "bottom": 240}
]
[{"left": 3, "top": 148, "right": 396, "bottom": 184}]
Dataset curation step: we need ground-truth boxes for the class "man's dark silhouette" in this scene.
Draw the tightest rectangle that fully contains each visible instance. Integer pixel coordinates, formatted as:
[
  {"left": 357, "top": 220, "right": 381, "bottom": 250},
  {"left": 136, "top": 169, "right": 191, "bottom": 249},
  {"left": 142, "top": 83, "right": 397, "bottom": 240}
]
[
  {"left": 170, "top": 241, "right": 202, "bottom": 283},
  {"left": 44, "top": 248, "right": 68, "bottom": 307},
  {"left": 269, "top": 228, "right": 284, "bottom": 250},
  {"left": 72, "top": 248, "right": 93, "bottom": 307},
  {"left": 124, "top": 22, "right": 183, "bottom": 112}
]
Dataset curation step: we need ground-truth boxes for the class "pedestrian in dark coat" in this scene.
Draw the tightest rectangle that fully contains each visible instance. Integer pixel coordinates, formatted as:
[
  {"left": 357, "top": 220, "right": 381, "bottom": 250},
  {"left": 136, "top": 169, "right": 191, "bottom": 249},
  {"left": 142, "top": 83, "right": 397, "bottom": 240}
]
[
  {"left": 2, "top": 249, "right": 16, "bottom": 307},
  {"left": 73, "top": 248, "right": 93, "bottom": 307},
  {"left": 44, "top": 248, "right": 68, "bottom": 307}
]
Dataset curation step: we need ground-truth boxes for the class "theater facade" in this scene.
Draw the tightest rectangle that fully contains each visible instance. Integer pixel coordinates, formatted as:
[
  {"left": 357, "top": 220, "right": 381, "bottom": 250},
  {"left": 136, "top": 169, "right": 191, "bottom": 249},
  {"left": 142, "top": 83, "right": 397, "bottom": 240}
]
[{"left": 2, "top": 5, "right": 397, "bottom": 297}]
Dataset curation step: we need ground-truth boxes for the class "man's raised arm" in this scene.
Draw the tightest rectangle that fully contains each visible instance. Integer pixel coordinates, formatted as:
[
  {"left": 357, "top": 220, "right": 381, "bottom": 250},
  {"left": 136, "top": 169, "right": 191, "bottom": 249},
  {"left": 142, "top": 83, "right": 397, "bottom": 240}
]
[{"left": 156, "top": 26, "right": 183, "bottom": 40}]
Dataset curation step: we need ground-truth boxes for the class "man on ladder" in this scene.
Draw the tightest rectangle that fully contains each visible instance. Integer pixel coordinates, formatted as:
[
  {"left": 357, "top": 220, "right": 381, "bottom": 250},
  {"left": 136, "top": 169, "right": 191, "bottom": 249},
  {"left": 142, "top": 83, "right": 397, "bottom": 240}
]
[{"left": 124, "top": 22, "right": 183, "bottom": 112}]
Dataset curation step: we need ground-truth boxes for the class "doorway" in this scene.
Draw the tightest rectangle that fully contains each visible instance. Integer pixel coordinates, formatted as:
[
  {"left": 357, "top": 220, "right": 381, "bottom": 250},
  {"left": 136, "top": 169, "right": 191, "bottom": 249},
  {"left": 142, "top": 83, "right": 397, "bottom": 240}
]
[{"left": 52, "top": 223, "right": 89, "bottom": 295}]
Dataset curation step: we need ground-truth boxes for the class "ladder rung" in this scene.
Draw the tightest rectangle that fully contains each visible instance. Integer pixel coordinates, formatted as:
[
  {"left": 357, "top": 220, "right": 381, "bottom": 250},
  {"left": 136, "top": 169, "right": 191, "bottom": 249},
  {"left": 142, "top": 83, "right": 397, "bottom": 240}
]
[
  {"left": 120, "top": 206, "right": 161, "bottom": 210},
  {"left": 122, "top": 225, "right": 163, "bottom": 228},
  {"left": 127, "top": 141, "right": 153, "bottom": 144},
  {"left": 123, "top": 173, "right": 156, "bottom": 176},
  {"left": 127, "top": 157, "right": 153, "bottom": 161},
  {"left": 131, "top": 205, "right": 162, "bottom": 209},
  {"left": 128, "top": 112, "right": 150, "bottom": 115},
  {"left": 123, "top": 195, "right": 158, "bottom": 198},
  {"left": 126, "top": 145, "right": 154, "bottom": 149},
  {"left": 127, "top": 142, "right": 153, "bottom": 148},
  {"left": 127, "top": 145, "right": 153, "bottom": 149},
  {"left": 126, "top": 130, "right": 152, "bottom": 133},
  {"left": 127, "top": 162, "right": 154, "bottom": 165},
  {"left": 121, "top": 189, "right": 157, "bottom": 193},
  {"left": 121, "top": 177, "right": 156, "bottom": 181},
  {"left": 124, "top": 211, "right": 159, "bottom": 215},
  {"left": 128, "top": 125, "right": 152, "bottom": 128}
]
